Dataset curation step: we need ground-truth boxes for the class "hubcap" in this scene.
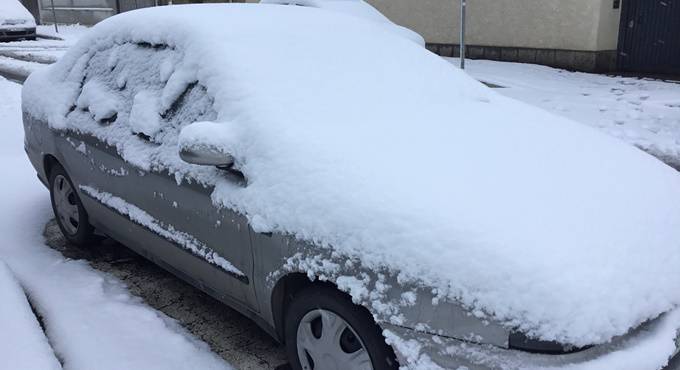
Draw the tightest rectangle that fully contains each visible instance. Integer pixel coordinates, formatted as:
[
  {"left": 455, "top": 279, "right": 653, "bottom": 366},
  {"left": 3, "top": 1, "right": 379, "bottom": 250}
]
[
  {"left": 296, "top": 309, "right": 373, "bottom": 370},
  {"left": 52, "top": 175, "right": 80, "bottom": 235}
]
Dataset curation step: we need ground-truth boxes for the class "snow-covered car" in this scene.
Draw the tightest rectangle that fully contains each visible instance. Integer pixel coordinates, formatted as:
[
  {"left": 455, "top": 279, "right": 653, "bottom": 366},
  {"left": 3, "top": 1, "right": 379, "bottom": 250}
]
[
  {"left": 260, "top": 0, "right": 425, "bottom": 47},
  {"left": 0, "top": 0, "right": 36, "bottom": 41},
  {"left": 22, "top": 4, "right": 680, "bottom": 370}
]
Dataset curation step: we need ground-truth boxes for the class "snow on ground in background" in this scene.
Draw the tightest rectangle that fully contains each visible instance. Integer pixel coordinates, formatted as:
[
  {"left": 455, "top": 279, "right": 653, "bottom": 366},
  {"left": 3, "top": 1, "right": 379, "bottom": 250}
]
[
  {"left": 0, "top": 261, "right": 61, "bottom": 370},
  {"left": 447, "top": 58, "right": 680, "bottom": 168},
  {"left": 37, "top": 24, "right": 89, "bottom": 44},
  {"left": 0, "top": 54, "right": 43, "bottom": 75},
  {"left": 0, "top": 76, "right": 233, "bottom": 370},
  {"left": 0, "top": 24, "right": 89, "bottom": 73}
]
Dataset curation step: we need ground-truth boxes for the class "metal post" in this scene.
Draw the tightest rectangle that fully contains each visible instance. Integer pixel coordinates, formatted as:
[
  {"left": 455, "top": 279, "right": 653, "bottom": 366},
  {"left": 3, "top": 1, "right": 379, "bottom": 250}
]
[
  {"left": 460, "top": 0, "right": 466, "bottom": 69},
  {"left": 49, "top": 0, "right": 58, "bottom": 33}
]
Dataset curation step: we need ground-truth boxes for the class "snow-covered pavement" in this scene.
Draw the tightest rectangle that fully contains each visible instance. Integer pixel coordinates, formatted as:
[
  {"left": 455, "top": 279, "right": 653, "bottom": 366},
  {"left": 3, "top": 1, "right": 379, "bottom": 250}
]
[
  {"left": 0, "top": 76, "right": 234, "bottom": 370},
  {"left": 0, "top": 25, "right": 87, "bottom": 80},
  {"left": 448, "top": 58, "right": 680, "bottom": 170},
  {"left": 0, "top": 261, "right": 61, "bottom": 370}
]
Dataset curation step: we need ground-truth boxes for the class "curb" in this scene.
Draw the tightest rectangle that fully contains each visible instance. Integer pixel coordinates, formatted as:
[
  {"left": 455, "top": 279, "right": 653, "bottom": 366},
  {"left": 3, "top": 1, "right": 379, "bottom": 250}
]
[
  {"left": 0, "top": 51, "right": 56, "bottom": 65},
  {"left": 36, "top": 33, "right": 64, "bottom": 41},
  {"left": 0, "top": 67, "right": 29, "bottom": 84}
]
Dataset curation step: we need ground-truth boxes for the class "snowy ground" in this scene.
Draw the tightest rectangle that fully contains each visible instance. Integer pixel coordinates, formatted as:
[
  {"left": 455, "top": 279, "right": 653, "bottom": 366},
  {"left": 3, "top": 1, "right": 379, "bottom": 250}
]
[
  {"left": 448, "top": 58, "right": 680, "bottom": 170},
  {"left": 0, "top": 25, "right": 87, "bottom": 79},
  {"left": 0, "top": 261, "right": 60, "bottom": 370},
  {"left": 0, "top": 76, "right": 236, "bottom": 370}
]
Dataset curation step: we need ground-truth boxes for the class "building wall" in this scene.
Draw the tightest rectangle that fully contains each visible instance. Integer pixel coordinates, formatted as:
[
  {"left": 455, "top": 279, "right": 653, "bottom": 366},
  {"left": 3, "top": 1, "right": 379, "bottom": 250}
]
[
  {"left": 39, "top": 0, "right": 116, "bottom": 24},
  {"left": 595, "top": 0, "right": 622, "bottom": 50},
  {"left": 367, "top": 0, "right": 621, "bottom": 51},
  {"left": 366, "top": 0, "right": 622, "bottom": 72}
]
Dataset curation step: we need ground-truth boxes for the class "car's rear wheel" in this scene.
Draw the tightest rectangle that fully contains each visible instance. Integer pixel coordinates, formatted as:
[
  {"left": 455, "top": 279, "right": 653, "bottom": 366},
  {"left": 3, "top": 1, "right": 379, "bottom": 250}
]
[
  {"left": 49, "top": 165, "right": 95, "bottom": 246},
  {"left": 284, "top": 285, "right": 399, "bottom": 370}
]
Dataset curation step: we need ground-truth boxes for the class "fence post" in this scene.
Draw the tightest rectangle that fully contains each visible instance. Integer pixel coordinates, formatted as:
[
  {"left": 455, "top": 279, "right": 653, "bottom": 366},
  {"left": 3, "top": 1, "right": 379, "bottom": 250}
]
[
  {"left": 49, "top": 0, "right": 58, "bottom": 33},
  {"left": 460, "top": 0, "right": 466, "bottom": 69}
]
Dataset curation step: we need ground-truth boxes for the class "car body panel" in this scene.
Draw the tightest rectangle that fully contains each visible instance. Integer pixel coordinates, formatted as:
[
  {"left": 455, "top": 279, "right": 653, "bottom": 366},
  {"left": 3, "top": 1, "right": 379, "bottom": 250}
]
[
  {"left": 63, "top": 129, "right": 258, "bottom": 305},
  {"left": 385, "top": 317, "right": 680, "bottom": 370}
]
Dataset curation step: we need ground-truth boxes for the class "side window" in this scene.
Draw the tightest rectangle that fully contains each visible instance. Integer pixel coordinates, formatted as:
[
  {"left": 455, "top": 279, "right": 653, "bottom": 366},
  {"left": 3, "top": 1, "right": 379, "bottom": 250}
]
[
  {"left": 69, "top": 42, "right": 216, "bottom": 146},
  {"left": 155, "top": 82, "right": 218, "bottom": 143},
  {"left": 69, "top": 43, "right": 173, "bottom": 132}
]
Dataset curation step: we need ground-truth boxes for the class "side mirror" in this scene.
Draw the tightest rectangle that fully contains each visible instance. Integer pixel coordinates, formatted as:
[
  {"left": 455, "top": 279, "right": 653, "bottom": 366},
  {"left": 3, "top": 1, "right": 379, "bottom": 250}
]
[{"left": 179, "top": 145, "right": 234, "bottom": 169}]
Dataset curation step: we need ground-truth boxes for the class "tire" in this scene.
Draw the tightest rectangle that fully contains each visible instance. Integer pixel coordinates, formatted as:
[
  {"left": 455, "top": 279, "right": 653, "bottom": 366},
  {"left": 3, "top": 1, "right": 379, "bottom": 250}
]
[
  {"left": 284, "top": 285, "right": 399, "bottom": 370},
  {"left": 49, "top": 164, "right": 95, "bottom": 246}
]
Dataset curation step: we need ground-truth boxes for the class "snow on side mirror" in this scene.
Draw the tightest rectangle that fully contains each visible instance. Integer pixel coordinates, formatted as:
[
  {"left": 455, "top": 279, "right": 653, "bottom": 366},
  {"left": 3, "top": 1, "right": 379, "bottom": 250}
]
[
  {"left": 179, "top": 145, "right": 235, "bottom": 168},
  {"left": 178, "top": 121, "right": 238, "bottom": 169}
]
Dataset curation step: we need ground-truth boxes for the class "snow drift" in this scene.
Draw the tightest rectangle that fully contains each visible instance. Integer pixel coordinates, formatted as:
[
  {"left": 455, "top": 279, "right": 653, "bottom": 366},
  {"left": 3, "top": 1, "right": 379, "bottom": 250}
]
[
  {"left": 22, "top": 4, "right": 680, "bottom": 347},
  {"left": 0, "top": 261, "right": 61, "bottom": 370}
]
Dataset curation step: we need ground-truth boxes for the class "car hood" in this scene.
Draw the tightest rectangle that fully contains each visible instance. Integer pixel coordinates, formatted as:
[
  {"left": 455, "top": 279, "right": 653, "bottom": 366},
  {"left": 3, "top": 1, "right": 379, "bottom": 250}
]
[
  {"left": 0, "top": 0, "right": 36, "bottom": 27},
  {"left": 23, "top": 4, "right": 680, "bottom": 347}
]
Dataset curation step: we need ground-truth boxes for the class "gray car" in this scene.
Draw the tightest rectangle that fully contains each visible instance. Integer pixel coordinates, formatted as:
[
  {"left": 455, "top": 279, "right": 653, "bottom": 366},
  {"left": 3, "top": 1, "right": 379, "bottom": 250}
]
[
  {"left": 22, "top": 5, "right": 680, "bottom": 370},
  {"left": 0, "top": 0, "right": 37, "bottom": 42}
]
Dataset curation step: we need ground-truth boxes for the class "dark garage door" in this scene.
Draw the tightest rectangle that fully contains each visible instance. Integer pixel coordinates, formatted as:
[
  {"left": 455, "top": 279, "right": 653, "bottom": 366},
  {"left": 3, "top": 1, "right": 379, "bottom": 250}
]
[{"left": 618, "top": 0, "right": 680, "bottom": 76}]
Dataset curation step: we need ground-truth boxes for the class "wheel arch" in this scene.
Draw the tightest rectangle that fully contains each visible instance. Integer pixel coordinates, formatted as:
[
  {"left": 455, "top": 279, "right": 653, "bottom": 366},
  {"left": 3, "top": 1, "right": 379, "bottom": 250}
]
[
  {"left": 270, "top": 272, "right": 360, "bottom": 343},
  {"left": 43, "top": 154, "right": 61, "bottom": 180}
]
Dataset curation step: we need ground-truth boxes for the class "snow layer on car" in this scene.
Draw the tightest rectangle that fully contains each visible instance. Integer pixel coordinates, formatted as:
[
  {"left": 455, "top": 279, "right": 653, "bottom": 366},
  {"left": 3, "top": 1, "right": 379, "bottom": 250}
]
[
  {"left": 0, "top": 0, "right": 36, "bottom": 29},
  {"left": 22, "top": 4, "right": 680, "bottom": 347},
  {"left": 77, "top": 79, "right": 120, "bottom": 122},
  {"left": 260, "top": 0, "right": 425, "bottom": 46}
]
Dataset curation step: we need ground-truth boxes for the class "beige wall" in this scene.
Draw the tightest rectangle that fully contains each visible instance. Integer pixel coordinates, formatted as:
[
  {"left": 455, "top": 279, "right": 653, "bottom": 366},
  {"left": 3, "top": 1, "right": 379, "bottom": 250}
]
[
  {"left": 366, "top": 0, "right": 622, "bottom": 51},
  {"left": 595, "top": 0, "right": 622, "bottom": 50}
]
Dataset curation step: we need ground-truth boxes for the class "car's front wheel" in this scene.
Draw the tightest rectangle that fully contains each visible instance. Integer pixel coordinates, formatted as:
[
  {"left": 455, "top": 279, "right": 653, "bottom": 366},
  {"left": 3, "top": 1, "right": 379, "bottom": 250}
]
[
  {"left": 49, "top": 164, "right": 95, "bottom": 246},
  {"left": 284, "top": 285, "right": 399, "bottom": 370}
]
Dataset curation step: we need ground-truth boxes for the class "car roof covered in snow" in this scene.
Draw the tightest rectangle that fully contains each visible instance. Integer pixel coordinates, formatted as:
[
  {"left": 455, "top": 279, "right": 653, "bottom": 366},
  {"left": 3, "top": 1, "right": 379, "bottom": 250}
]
[
  {"left": 260, "top": 0, "right": 425, "bottom": 46},
  {"left": 23, "top": 4, "right": 680, "bottom": 347},
  {"left": 0, "top": 0, "right": 36, "bottom": 25}
]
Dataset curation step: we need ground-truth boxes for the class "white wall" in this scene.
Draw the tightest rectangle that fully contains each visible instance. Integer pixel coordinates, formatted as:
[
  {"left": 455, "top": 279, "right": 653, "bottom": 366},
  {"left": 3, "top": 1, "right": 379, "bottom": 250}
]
[{"left": 367, "top": 0, "right": 622, "bottom": 51}]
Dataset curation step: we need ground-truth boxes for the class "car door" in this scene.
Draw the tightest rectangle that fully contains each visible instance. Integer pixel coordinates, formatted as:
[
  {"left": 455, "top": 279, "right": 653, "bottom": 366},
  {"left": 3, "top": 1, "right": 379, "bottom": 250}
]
[{"left": 59, "top": 42, "right": 258, "bottom": 310}]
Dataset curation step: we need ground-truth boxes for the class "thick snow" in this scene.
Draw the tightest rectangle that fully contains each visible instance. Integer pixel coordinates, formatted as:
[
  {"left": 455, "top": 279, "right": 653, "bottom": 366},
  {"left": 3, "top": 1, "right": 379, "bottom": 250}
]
[
  {"left": 77, "top": 79, "right": 120, "bottom": 122},
  {"left": 260, "top": 0, "right": 425, "bottom": 46},
  {"left": 1, "top": 76, "right": 233, "bottom": 370},
  {"left": 447, "top": 58, "right": 680, "bottom": 170},
  {"left": 22, "top": 4, "right": 680, "bottom": 351},
  {"left": 0, "top": 0, "right": 36, "bottom": 29},
  {"left": 0, "top": 261, "right": 61, "bottom": 370},
  {"left": 129, "top": 90, "right": 161, "bottom": 135}
]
